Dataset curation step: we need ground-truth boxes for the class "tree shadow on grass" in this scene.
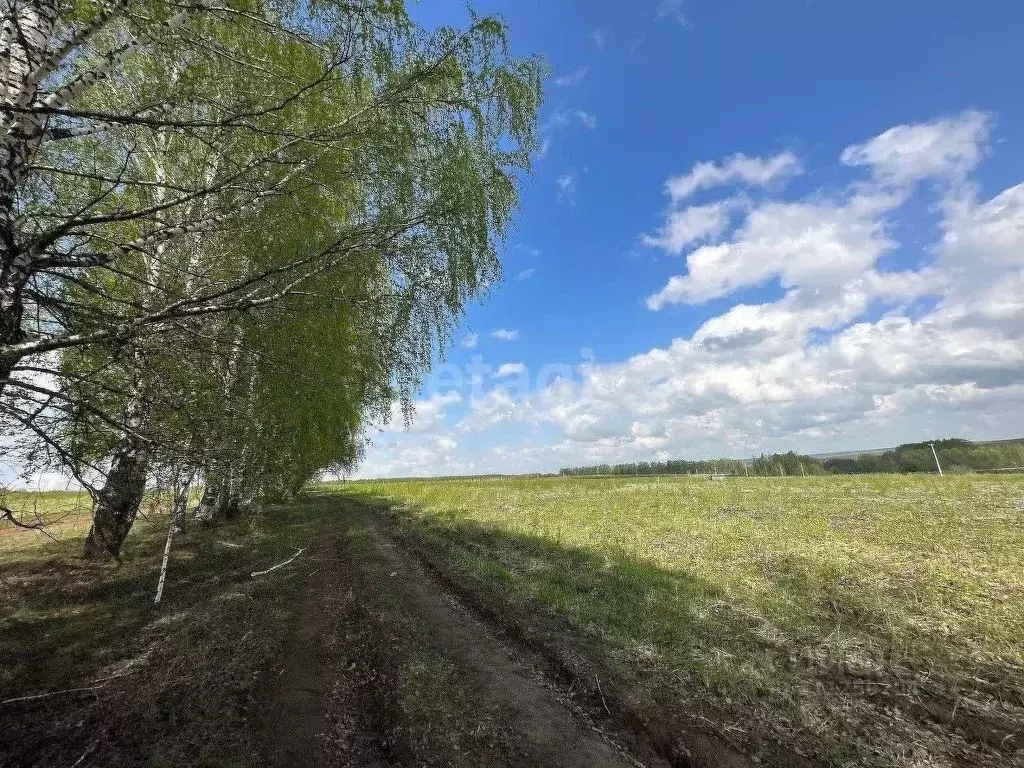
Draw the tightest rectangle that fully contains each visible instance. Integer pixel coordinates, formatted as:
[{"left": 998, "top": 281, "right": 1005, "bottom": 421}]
[
  {"left": 334, "top": 489, "right": 731, "bottom": 654},
  {"left": 333, "top": 489, "right": 1024, "bottom": 767},
  {"left": 0, "top": 497, "right": 336, "bottom": 767}
]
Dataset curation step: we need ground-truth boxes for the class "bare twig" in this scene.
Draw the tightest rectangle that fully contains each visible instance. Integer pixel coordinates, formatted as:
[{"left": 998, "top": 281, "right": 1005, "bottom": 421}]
[
  {"left": 0, "top": 685, "right": 104, "bottom": 706},
  {"left": 250, "top": 546, "right": 306, "bottom": 577},
  {"left": 595, "top": 674, "right": 611, "bottom": 716},
  {"left": 0, "top": 671, "right": 141, "bottom": 706},
  {"left": 70, "top": 737, "right": 101, "bottom": 768}
]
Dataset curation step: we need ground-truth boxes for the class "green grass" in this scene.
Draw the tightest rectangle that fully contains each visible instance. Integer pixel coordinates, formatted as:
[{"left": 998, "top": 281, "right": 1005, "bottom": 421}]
[
  {"left": 0, "top": 491, "right": 334, "bottom": 767},
  {"left": 0, "top": 489, "right": 96, "bottom": 555},
  {"left": 335, "top": 474, "right": 1024, "bottom": 766}
]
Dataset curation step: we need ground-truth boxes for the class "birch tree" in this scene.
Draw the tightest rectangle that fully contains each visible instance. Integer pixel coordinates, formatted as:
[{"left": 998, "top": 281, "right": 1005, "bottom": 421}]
[
  {"left": 3, "top": 1, "right": 541, "bottom": 556},
  {"left": 1, "top": 0, "right": 540, "bottom": 380}
]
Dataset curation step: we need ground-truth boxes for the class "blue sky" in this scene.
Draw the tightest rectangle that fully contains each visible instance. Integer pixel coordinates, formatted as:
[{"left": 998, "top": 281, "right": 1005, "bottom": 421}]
[{"left": 353, "top": 0, "right": 1024, "bottom": 478}]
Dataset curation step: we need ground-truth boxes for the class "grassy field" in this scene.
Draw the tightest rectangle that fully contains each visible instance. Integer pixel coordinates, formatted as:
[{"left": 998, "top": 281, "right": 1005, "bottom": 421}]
[
  {"left": 0, "top": 488, "right": 97, "bottom": 554},
  {"left": 340, "top": 474, "right": 1024, "bottom": 766}
]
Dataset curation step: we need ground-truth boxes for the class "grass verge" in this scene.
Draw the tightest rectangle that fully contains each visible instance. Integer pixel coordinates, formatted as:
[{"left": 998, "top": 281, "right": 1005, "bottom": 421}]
[{"left": 1, "top": 493, "right": 333, "bottom": 767}]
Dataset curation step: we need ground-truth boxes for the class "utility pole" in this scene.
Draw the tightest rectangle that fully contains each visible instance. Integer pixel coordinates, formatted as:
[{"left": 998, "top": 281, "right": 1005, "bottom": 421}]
[{"left": 929, "top": 443, "right": 944, "bottom": 475}]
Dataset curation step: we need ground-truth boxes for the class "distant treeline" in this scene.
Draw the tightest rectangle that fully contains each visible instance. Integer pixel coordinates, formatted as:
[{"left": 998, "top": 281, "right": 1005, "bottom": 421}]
[
  {"left": 816, "top": 439, "right": 1024, "bottom": 475},
  {"left": 558, "top": 453, "right": 821, "bottom": 477},
  {"left": 558, "top": 439, "right": 1024, "bottom": 477}
]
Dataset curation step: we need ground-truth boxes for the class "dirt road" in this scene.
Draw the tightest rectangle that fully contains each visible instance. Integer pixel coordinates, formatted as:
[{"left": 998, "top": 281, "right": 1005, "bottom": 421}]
[{"left": 257, "top": 500, "right": 665, "bottom": 767}]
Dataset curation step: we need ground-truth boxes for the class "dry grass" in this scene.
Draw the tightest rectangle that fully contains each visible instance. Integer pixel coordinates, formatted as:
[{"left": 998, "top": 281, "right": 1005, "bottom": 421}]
[
  {"left": 336, "top": 474, "right": 1024, "bottom": 766},
  {"left": 0, "top": 492, "right": 335, "bottom": 767}
]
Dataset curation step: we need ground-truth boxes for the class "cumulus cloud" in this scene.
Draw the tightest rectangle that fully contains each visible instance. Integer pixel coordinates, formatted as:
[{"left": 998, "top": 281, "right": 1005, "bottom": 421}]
[
  {"left": 840, "top": 110, "right": 991, "bottom": 185},
  {"left": 458, "top": 388, "right": 531, "bottom": 434},
  {"left": 666, "top": 150, "right": 801, "bottom": 201},
  {"left": 491, "top": 328, "right": 520, "bottom": 341},
  {"left": 641, "top": 199, "right": 734, "bottom": 254},
  {"left": 494, "top": 362, "right": 527, "bottom": 379},
  {"left": 515, "top": 268, "right": 536, "bottom": 281},
  {"left": 0, "top": 466, "right": 80, "bottom": 491},
  {"left": 646, "top": 112, "right": 996, "bottom": 311},
  {"left": 590, "top": 29, "right": 605, "bottom": 48},
  {"left": 461, "top": 332, "right": 479, "bottom": 349},
  {"left": 354, "top": 110, "right": 1024, "bottom": 478},
  {"left": 434, "top": 435, "right": 457, "bottom": 451},
  {"left": 380, "top": 391, "right": 462, "bottom": 434},
  {"left": 646, "top": 197, "right": 895, "bottom": 308},
  {"left": 354, "top": 437, "right": 467, "bottom": 478}
]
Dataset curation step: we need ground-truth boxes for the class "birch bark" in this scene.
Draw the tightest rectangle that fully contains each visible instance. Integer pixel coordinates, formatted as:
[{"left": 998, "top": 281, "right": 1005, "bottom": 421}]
[
  {"left": 83, "top": 395, "right": 149, "bottom": 558},
  {"left": 0, "top": 0, "right": 59, "bottom": 384}
]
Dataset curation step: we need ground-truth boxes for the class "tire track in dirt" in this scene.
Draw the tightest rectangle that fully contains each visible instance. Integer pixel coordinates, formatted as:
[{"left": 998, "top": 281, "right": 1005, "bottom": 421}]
[
  {"left": 257, "top": 501, "right": 659, "bottom": 767},
  {"left": 256, "top": 523, "right": 353, "bottom": 766},
  {"left": 361, "top": 514, "right": 649, "bottom": 768}
]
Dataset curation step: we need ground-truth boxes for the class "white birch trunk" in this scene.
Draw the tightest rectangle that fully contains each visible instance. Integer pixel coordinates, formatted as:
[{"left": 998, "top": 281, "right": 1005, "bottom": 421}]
[
  {"left": 153, "top": 516, "right": 175, "bottom": 605},
  {"left": 171, "top": 466, "right": 194, "bottom": 533},
  {"left": 0, "top": 0, "right": 59, "bottom": 384}
]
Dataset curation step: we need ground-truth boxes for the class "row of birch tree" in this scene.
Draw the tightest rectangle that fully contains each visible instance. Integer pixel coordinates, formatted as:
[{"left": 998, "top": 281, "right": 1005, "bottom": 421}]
[{"left": 0, "top": 0, "right": 542, "bottom": 557}]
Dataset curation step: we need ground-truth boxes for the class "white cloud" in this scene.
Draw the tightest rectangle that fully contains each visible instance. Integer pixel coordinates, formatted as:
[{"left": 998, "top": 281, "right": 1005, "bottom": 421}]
[
  {"left": 354, "top": 437, "right": 468, "bottom": 478},
  {"left": 461, "top": 332, "right": 479, "bottom": 349},
  {"left": 494, "top": 362, "right": 527, "bottom": 379},
  {"left": 354, "top": 111, "right": 1024, "bottom": 478},
  {"left": 381, "top": 391, "right": 462, "bottom": 434},
  {"left": 646, "top": 197, "right": 894, "bottom": 308},
  {"left": 840, "top": 110, "right": 991, "bottom": 185},
  {"left": 515, "top": 268, "right": 536, "bottom": 281},
  {"left": 547, "top": 109, "right": 596, "bottom": 131},
  {"left": 538, "top": 109, "right": 596, "bottom": 160},
  {"left": 648, "top": 110, "right": 994, "bottom": 310},
  {"left": 590, "top": 29, "right": 605, "bottom": 48},
  {"left": 666, "top": 150, "right": 802, "bottom": 201},
  {"left": 556, "top": 173, "right": 577, "bottom": 205},
  {"left": 657, "top": 0, "right": 687, "bottom": 26},
  {"left": 458, "top": 388, "right": 532, "bottom": 434},
  {"left": 0, "top": 467, "right": 81, "bottom": 491},
  {"left": 641, "top": 199, "right": 734, "bottom": 254},
  {"left": 643, "top": 152, "right": 803, "bottom": 259},
  {"left": 491, "top": 328, "right": 520, "bottom": 341},
  {"left": 434, "top": 435, "right": 457, "bottom": 451},
  {"left": 554, "top": 66, "right": 588, "bottom": 87}
]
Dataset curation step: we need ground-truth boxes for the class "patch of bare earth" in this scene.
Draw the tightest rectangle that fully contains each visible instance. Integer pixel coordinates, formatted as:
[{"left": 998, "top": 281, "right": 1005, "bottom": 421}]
[{"left": 256, "top": 499, "right": 659, "bottom": 767}]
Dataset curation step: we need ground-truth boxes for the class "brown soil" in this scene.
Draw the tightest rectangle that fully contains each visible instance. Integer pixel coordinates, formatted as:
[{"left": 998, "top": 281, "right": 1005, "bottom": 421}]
[
  {"left": 0, "top": 495, "right": 784, "bottom": 767},
  {"left": 256, "top": 500, "right": 656, "bottom": 767},
  {"left": 256, "top": 524, "right": 352, "bottom": 767}
]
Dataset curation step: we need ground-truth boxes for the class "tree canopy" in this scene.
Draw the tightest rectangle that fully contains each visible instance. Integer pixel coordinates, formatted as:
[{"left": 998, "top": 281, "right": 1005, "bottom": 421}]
[{"left": 0, "top": 0, "right": 543, "bottom": 555}]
